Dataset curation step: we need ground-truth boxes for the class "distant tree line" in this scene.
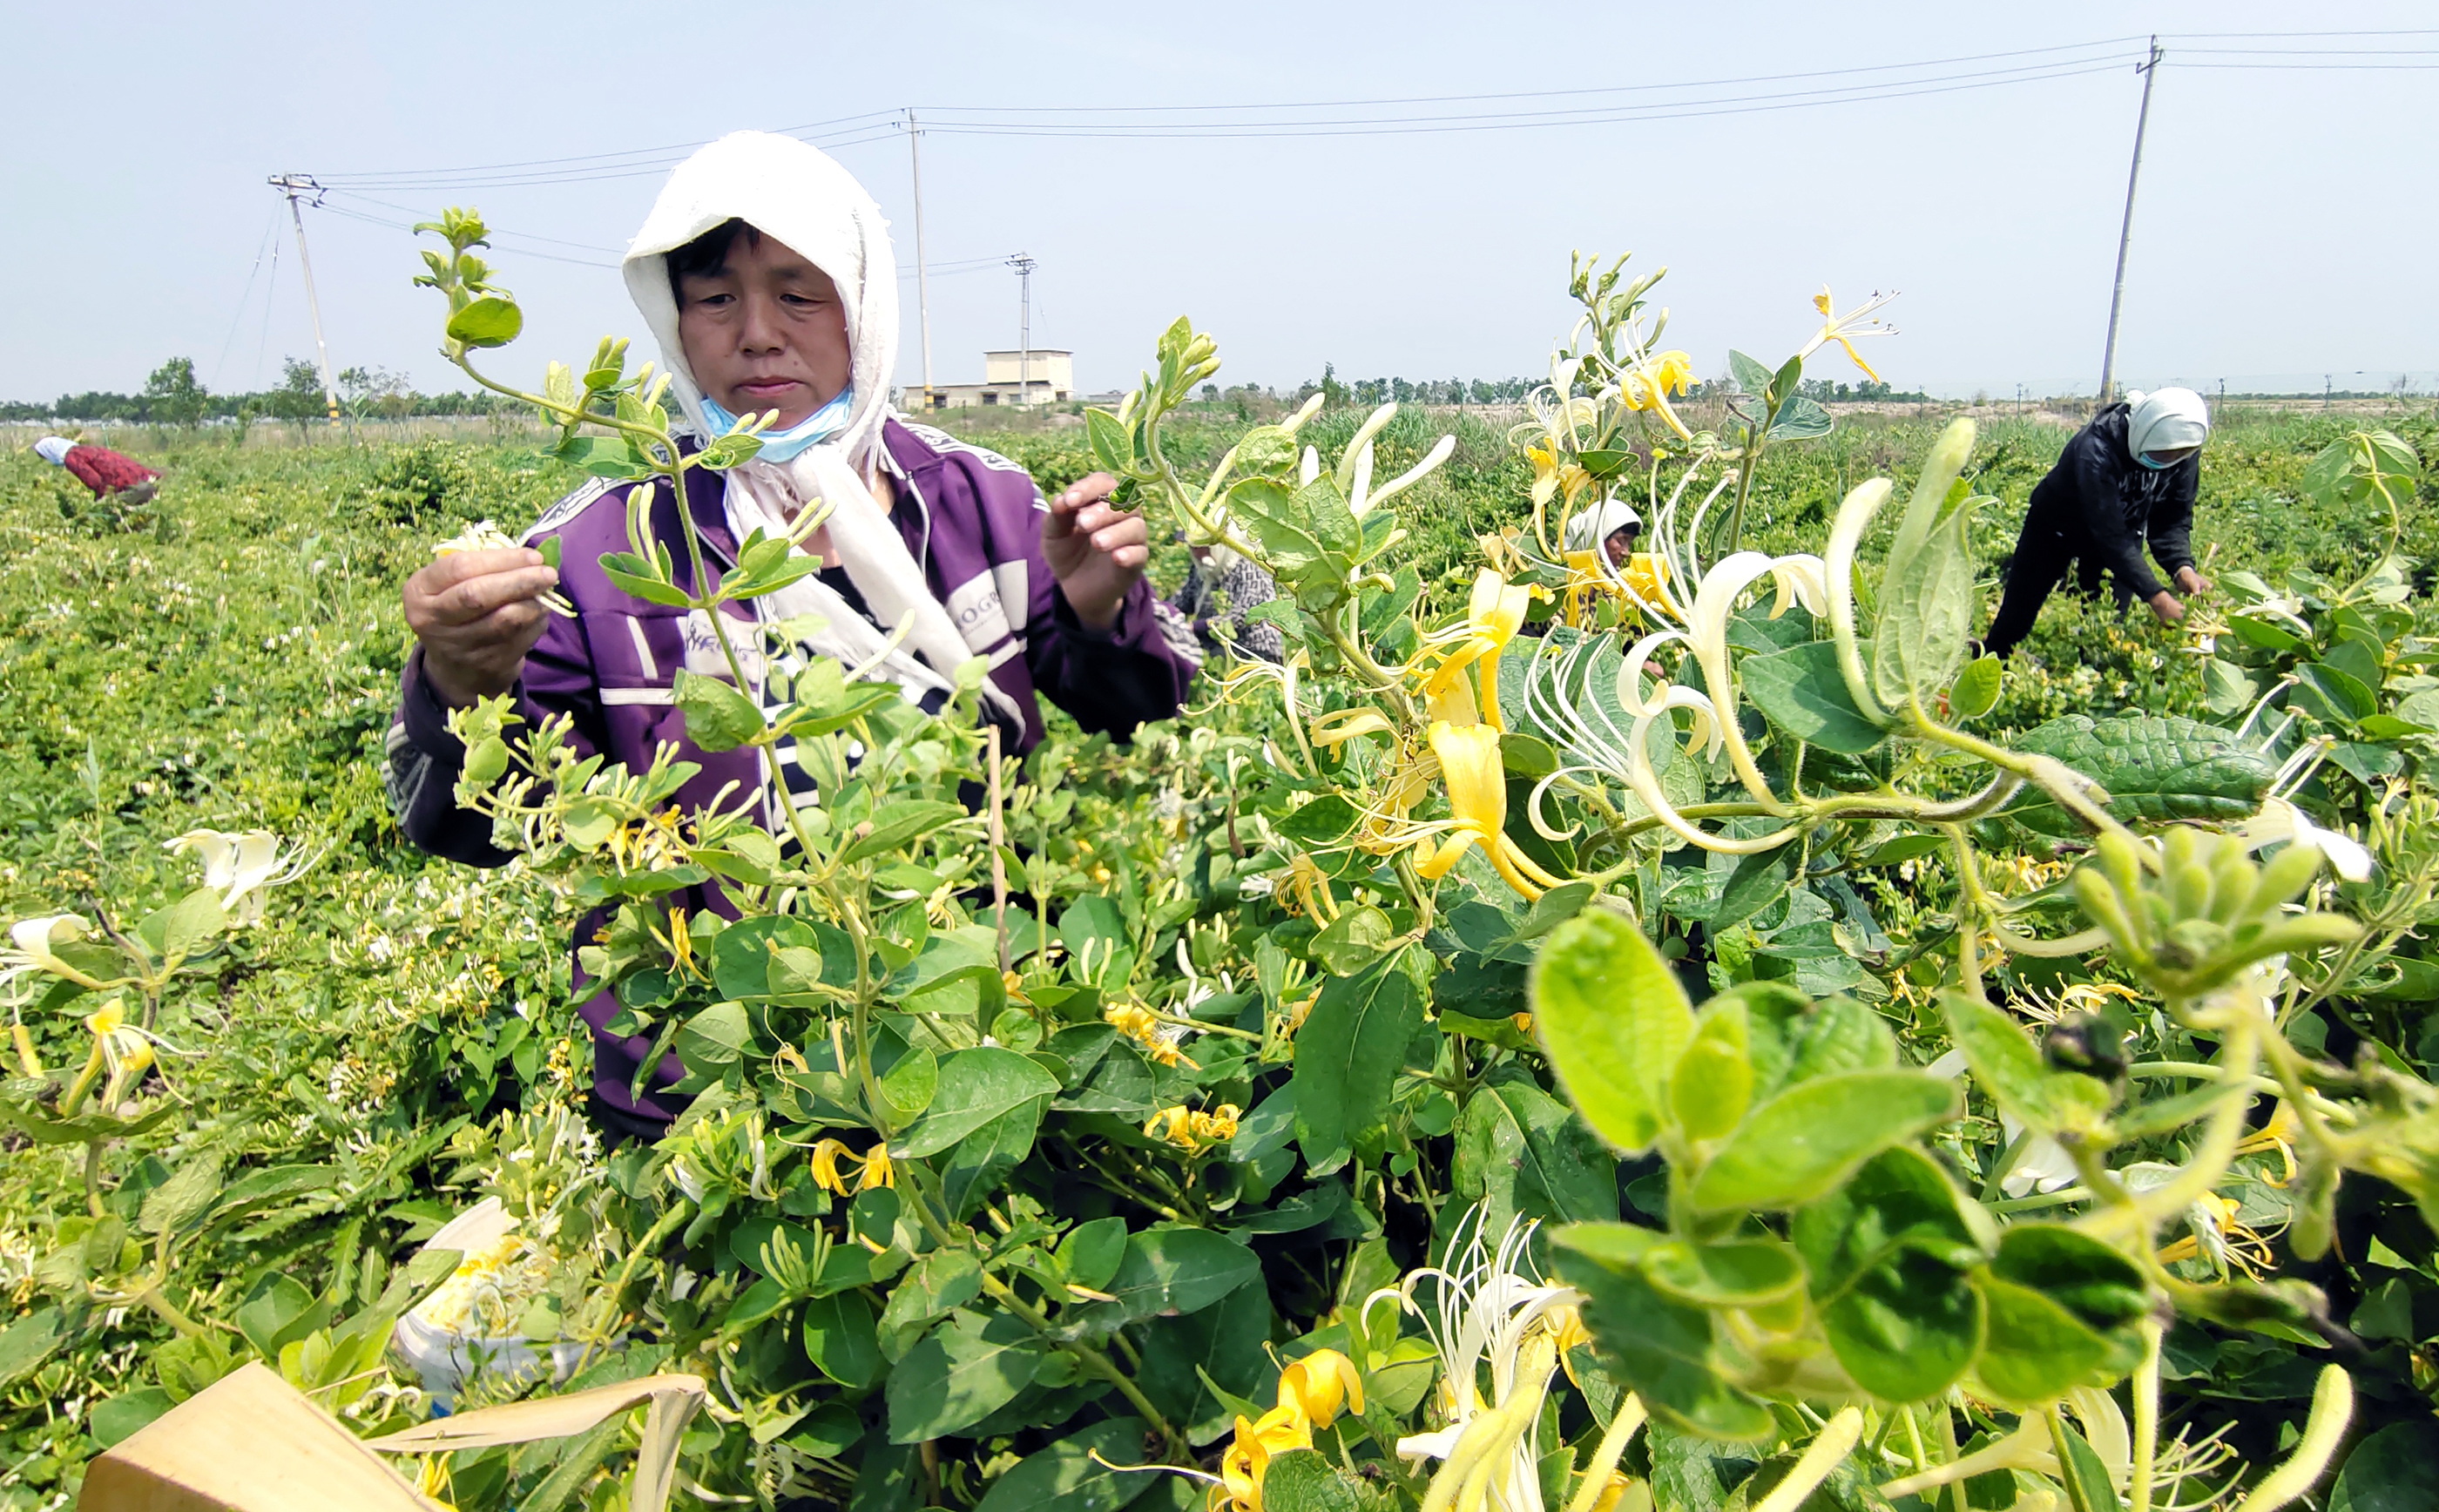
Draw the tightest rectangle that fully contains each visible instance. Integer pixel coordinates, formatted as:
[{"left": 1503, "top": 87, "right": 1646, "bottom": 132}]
[
  {"left": 1258, "top": 364, "right": 1929, "bottom": 411},
  {"left": 2, "top": 356, "right": 515, "bottom": 425}
]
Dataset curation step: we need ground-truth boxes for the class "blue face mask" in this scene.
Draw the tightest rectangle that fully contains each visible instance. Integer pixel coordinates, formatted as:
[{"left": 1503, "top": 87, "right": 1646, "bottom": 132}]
[
  {"left": 700, "top": 384, "right": 855, "bottom": 463},
  {"left": 2137, "top": 449, "right": 2185, "bottom": 470}
]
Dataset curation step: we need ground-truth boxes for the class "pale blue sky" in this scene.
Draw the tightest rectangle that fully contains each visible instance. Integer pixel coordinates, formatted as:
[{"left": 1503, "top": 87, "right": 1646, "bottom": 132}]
[{"left": 4, "top": 2, "right": 2433, "bottom": 402}]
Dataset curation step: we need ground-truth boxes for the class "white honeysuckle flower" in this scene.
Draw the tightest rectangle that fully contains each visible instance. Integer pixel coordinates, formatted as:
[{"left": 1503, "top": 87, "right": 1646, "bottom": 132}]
[
  {"left": 2, "top": 914, "right": 106, "bottom": 993},
  {"left": 1356, "top": 435, "right": 1458, "bottom": 517},
  {"left": 1925, "top": 1049, "right": 2079, "bottom": 1198},
  {"left": 1365, "top": 1206, "right": 1584, "bottom": 1512},
  {"left": 1767, "top": 553, "right": 1829, "bottom": 618},
  {"left": 165, "top": 829, "right": 314, "bottom": 925},
  {"left": 2242, "top": 798, "right": 2373, "bottom": 884},
  {"left": 1298, "top": 446, "right": 1321, "bottom": 487}
]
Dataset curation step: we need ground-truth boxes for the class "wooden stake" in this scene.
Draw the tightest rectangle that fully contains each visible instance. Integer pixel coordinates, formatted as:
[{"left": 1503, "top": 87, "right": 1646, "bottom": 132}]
[{"left": 988, "top": 723, "right": 1010, "bottom": 974}]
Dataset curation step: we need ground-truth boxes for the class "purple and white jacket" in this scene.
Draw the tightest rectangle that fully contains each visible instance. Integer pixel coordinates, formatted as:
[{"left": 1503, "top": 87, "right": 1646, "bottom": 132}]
[{"left": 386, "top": 419, "right": 1196, "bottom": 1135}]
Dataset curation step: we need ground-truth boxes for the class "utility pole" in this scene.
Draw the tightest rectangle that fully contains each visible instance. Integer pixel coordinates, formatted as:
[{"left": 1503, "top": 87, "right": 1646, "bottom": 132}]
[
  {"left": 905, "top": 111, "right": 935, "bottom": 411},
  {"left": 1007, "top": 253, "right": 1037, "bottom": 408},
  {"left": 2096, "top": 37, "right": 2163, "bottom": 406},
  {"left": 267, "top": 173, "right": 341, "bottom": 422}
]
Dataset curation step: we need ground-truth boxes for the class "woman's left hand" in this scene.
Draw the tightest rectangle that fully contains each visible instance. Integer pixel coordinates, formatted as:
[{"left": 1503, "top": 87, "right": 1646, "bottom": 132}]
[{"left": 1042, "top": 472, "right": 1149, "bottom": 631}]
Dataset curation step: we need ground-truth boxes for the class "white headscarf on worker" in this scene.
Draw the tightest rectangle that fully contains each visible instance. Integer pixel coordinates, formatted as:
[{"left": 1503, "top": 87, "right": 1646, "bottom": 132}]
[
  {"left": 621, "top": 131, "right": 1020, "bottom": 724},
  {"left": 2124, "top": 387, "right": 2211, "bottom": 469},
  {"left": 1564, "top": 498, "right": 1642, "bottom": 555}
]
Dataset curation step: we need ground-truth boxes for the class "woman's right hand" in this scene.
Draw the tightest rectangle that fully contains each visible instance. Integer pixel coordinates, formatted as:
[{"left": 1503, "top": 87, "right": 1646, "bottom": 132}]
[
  {"left": 2147, "top": 589, "right": 2186, "bottom": 626},
  {"left": 403, "top": 547, "right": 560, "bottom": 707}
]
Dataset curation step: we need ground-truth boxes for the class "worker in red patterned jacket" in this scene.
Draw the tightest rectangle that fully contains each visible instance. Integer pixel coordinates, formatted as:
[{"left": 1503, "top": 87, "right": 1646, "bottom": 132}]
[{"left": 34, "top": 436, "right": 160, "bottom": 504}]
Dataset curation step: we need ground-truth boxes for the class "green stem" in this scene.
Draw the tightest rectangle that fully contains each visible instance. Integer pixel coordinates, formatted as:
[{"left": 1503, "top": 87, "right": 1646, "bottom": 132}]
[
  {"left": 902, "top": 1178, "right": 1183, "bottom": 1453},
  {"left": 573, "top": 1199, "right": 693, "bottom": 1376}
]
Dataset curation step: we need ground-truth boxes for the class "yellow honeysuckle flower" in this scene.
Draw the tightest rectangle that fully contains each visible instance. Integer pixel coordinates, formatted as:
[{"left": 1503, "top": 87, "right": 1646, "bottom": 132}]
[
  {"left": 1524, "top": 444, "right": 1595, "bottom": 513},
  {"left": 809, "top": 1137, "right": 895, "bottom": 1196},
  {"left": 2235, "top": 1102, "right": 2300, "bottom": 1187},
  {"left": 1618, "top": 348, "right": 1696, "bottom": 435},
  {"left": 1560, "top": 548, "right": 1672, "bottom": 625},
  {"left": 1418, "top": 570, "right": 1532, "bottom": 732},
  {"left": 1216, "top": 1403, "right": 1314, "bottom": 1512},
  {"left": 1801, "top": 286, "right": 1897, "bottom": 384},
  {"left": 1145, "top": 1103, "right": 1244, "bottom": 1155},
  {"left": 1415, "top": 721, "right": 1564, "bottom": 900},
  {"left": 1275, "top": 1348, "right": 1364, "bottom": 1428},
  {"left": 1106, "top": 1003, "right": 1199, "bottom": 1069},
  {"left": 1145, "top": 1105, "right": 1195, "bottom": 1150}
]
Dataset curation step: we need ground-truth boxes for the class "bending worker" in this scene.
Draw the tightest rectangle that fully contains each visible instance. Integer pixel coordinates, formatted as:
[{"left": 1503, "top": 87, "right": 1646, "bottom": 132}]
[{"left": 1983, "top": 387, "right": 2212, "bottom": 658}]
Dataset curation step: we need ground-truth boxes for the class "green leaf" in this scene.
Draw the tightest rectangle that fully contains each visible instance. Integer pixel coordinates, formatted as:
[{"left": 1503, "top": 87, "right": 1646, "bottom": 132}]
[
  {"left": 1452, "top": 1070, "right": 1618, "bottom": 1234},
  {"left": 897, "top": 1048, "right": 1062, "bottom": 1159},
  {"left": 876, "top": 1046, "right": 939, "bottom": 1124},
  {"left": 1767, "top": 395, "right": 1834, "bottom": 442},
  {"left": 673, "top": 668, "right": 766, "bottom": 753},
  {"left": 90, "top": 1387, "right": 175, "bottom": 1449},
  {"left": 156, "top": 888, "right": 226, "bottom": 961},
  {"left": 886, "top": 1310, "right": 1043, "bottom": 1441},
  {"left": 139, "top": 1155, "right": 222, "bottom": 1237},
  {"left": 1058, "top": 1217, "right": 1129, "bottom": 1292},
  {"left": 1727, "top": 350, "right": 1776, "bottom": 398},
  {"left": 1530, "top": 909, "right": 1693, "bottom": 1156},
  {"left": 1737, "top": 987, "right": 1896, "bottom": 1101},
  {"left": 1738, "top": 641, "right": 1890, "bottom": 753},
  {"left": 972, "top": 1417, "right": 1158, "bottom": 1512},
  {"left": 1640, "top": 1239, "right": 1806, "bottom": 1310},
  {"left": 1291, "top": 953, "right": 1426, "bottom": 1171},
  {"left": 1670, "top": 1002, "right": 1753, "bottom": 1143},
  {"left": 1972, "top": 1278, "right": 2114, "bottom": 1405},
  {"left": 842, "top": 800, "right": 969, "bottom": 865},
  {"left": 942, "top": 1099, "right": 1045, "bottom": 1218},
  {"left": 1792, "top": 1147, "right": 1989, "bottom": 1401},
  {"left": 1260, "top": 1449, "right": 1370, "bottom": 1512},
  {"left": 1085, "top": 408, "right": 1133, "bottom": 475},
  {"left": 1309, "top": 905, "right": 1395, "bottom": 976},
  {"left": 1686, "top": 1071, "right": 1960, "bottom": 1213},
  {"left": 0, "top": 1308, "right": 64, "bottom": 1387},
  {"left": 2005, "top": 714, "right": 2275, "bottom": 836},
  {"left": 2330, "top": 1421, "right": 2439, "bottom": 1512},
  {"left": 235, "top": 1272, "right": 328, "bottom": 1360},
  {"left": 1554, "top": 1227, "right": 1774, "bottom": 1441},
  {"left": 803, "top": 1290, "right": 882, "bottom": 1388},
  {"left": 1974, "top": 1225, "right": 2149, "bottom": 1403},
  {"left": 1711, "top": 848, "right": 1795, "bottom": 933},
  {"left": 1871, "top": 418, "right": 1978, "bottom": 712},
  {"left": 880, "top": 1250, "right": 984, "bottom": 1343},
  {"left": 2201, "top": 658, "right": 2260, "bottom": 719},
  {"left": 444, "top": 295, "right": 524, "bottom": 348},
  {"left": 1940, "top": 992, "right": 2112, "bottom": 1137},
  {"left": 1949, "top": 653, "right": 2003, "bottom": 720},
  {"left": 1078, "top": 1228, "right": 1261, "bottom": 1333},
  {"left": 673, "top": 1001, "right": 751, "bottom": 1077},
  {"left": 2050, "top": 1412, "right": 2121, "bottom": 1512}
]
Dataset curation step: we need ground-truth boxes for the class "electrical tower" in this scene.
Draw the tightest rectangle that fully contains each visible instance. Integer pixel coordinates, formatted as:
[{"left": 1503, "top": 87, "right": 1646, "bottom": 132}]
[
  {"left": 1007, "top": 253, "right": 1037, "bottom": 408},
  {"left": 266, "top": 173, "right": 341, "bottom": 422}
]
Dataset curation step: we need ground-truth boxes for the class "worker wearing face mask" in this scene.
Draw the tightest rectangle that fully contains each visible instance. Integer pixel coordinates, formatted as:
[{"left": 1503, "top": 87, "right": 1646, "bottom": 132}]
[{"left": 1984, "top": 387, "right": 2212, "bottom": 658}]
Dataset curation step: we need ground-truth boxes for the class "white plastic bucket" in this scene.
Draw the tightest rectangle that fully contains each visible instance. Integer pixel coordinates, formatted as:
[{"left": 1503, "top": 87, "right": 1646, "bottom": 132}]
[{"left": 389, "top": 1198, "right": 591, "bottom": 1409}]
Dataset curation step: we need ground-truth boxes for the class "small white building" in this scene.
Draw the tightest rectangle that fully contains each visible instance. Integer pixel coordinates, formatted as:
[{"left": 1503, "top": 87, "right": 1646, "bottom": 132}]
[{"left": 922, "top": 349, "right": 1074, "bottom": 409}]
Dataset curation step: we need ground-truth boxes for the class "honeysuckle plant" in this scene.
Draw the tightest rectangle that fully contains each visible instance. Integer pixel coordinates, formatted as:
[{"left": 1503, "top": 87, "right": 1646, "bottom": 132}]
[
  {"left": 1080, "top": 267, "right": 2439, "bottom": 1511},
  {"left": 139, "top": 218, "right": 2422, "bottom": 1512}
]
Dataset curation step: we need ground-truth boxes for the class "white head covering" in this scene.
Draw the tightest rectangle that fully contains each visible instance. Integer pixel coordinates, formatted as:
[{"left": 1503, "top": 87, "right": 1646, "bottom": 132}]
[
  {"left": 2125, "top": 388, "right": 2210, "bottom": 459},
  {"left": 621, "top": 132, "right": 1018, "bottom": 726},
  {"left": 33, "top": 437, "right": 74, "bottom": 466},
  {"left": 1564, "top": 498, "right": 1642, "bottom": 554}
]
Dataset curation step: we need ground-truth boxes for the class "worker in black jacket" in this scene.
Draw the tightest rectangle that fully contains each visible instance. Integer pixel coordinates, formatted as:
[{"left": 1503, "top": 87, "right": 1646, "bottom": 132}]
[{"left": 1985, "top": 388, "right": 2213, "bottom": 658}]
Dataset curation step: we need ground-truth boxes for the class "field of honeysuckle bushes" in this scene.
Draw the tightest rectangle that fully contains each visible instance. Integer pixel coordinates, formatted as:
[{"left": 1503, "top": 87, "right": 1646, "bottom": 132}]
[{"left": 4, "top": 236, "right": 2439, "bottom": 1512}]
